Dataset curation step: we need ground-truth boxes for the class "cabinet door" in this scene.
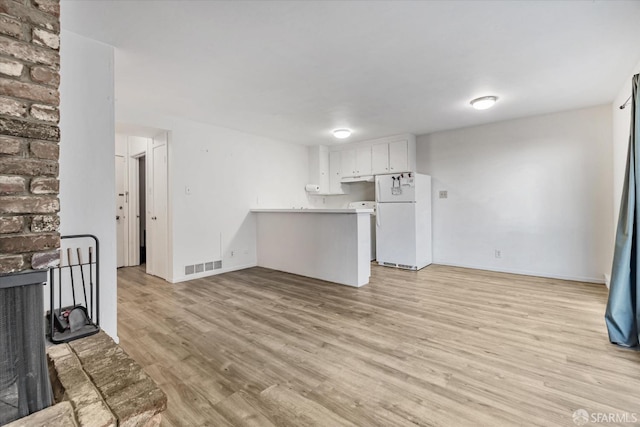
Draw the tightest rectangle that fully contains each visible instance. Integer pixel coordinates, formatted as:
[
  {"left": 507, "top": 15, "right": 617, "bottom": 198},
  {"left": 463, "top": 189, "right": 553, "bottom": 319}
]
[
  {"left": 371, "top": 143, "right": 389, "bottom": 175},
  {"left": 329, "top": 151, "right": 342, "bottom": 193},
  {"left": 389, "top": 140, "right": 408, "bottom": 172},
  {"left": 356, "top": 146, "right": 372, "bottom": 176},
  {"left": 341, "top": 149, "right": 356, "bottom": 178}
]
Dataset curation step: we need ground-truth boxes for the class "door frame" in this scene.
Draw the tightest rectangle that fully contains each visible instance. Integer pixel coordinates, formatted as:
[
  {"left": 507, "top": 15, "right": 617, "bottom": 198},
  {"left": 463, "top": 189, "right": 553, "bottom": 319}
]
[
  {"left": 115, "top": 154, "right": 128, "bottom": 268},
  {"left": 127, "top": 152, "right": 146, "bottom": 266}
]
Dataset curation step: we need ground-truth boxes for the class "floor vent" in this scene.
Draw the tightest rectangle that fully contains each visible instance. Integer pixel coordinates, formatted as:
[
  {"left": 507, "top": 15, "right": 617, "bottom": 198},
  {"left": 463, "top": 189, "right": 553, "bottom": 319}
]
[
  {"left": 383, "top": 262, "right": 396, "bottom": 267},
  {"left": 185, "top": 265, "right": 195, "bottom": 275},
  {"left": 214, "top": 260, "right": 222, "bottom": 270},
  {"left": 398, "top": 264, "right": 416, "bottom": 270},
  {"left": 205, "top": 262, "right": 214, "bottom": 271},
  {"left": 195, "top": 263, "right": 204, "bottom": 273}
]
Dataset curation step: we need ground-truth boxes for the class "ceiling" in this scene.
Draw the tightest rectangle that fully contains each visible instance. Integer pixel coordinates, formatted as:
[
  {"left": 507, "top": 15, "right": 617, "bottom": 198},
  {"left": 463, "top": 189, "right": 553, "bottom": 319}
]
[{"left": 61, "top": 1, "right": 640, "bottom": 145}]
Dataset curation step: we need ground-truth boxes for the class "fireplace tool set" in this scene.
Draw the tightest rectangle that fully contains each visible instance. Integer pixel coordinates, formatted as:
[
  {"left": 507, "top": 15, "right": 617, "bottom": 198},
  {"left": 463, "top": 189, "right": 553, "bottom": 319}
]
[{"left": 48, "top": 234, "right": 100, "bottom": 343}]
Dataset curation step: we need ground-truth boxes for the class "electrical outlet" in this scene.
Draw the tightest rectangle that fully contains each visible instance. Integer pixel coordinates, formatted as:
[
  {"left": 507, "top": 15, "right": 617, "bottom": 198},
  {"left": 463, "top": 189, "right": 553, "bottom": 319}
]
[
  {"left": 439, "top": 190, "right": 448, "bottom": 199},
  {"left": 230, "top": 250, "right": 235, "bottom": 257},
  {"left": 494, "top": 249, "right": 502, "bottom": 259}
]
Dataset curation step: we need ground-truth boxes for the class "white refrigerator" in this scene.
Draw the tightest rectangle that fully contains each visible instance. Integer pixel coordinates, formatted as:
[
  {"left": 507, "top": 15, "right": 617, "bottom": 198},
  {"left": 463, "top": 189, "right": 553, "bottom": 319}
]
[{"left": 375, "top": 173, "right": 432, "bottom": 270}]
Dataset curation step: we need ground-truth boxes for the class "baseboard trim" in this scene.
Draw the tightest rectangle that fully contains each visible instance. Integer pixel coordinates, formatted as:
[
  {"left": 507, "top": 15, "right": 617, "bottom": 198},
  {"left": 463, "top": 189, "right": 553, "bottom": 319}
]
[
  {"left": 433, "top": 260, "right": 606, "bottom": 284},
  {"left": 170, "top": 262, "right": 257, "bottom": 284}
]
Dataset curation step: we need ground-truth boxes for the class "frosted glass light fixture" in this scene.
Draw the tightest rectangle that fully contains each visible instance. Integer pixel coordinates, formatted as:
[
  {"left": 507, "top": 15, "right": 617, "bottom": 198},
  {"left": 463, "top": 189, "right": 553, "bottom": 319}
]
[
  {"left": 333, "top": 129, "right": 352, "bottom": 139},
  {"left": 470, "top": 96, "right": 498, "bottom": 110}
]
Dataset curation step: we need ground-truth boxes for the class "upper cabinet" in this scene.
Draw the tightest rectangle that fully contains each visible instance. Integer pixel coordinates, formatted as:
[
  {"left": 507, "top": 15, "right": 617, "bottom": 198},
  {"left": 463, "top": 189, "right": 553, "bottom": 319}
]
[
  {"left": 308, "top": 145, "right": 349, "bottom": 195},
  {"left": 312, "top": 134, "right": 416, "bottom": 192},
  {"left": 308, "top": 145, "right": 329, "bottom": 192},
  {"left": 369, "top": 135, "right": 417, "bottom": 175},
  {"left": 372, "top": 139, "right": 411, "bottom": 174},
  {"left": 389, "top": 140, "right": 409, "bottom": 172},
  {"left": 356, "top": 146, "right": 372, "bottom": 176},
  {"left": 371, "top": 143, "right": 389, "bottom": 174},
  {"left": 328, "top": 151, "right": 347, "bottom": 194},
  {"left": 341, "top": 146, "right": 372, "bottom": 178},
  {"left": 340, "top": 149, "right": 356, "bottom": 178}
]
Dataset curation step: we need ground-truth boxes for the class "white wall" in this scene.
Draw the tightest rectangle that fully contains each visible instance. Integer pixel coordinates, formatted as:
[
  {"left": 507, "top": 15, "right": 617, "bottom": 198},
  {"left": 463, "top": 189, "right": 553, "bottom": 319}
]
[
  {"left": 59, "top": 30, "right": 117, "bottom": 340},
  {"left": 116, "top": 108, "right": 309, "bottom": 283},
  {"left": 612, "top": 58, "right": 640, "bottom": 231},
  {"left": 417, "top": 105, "right": 613, "bottom": 283}
]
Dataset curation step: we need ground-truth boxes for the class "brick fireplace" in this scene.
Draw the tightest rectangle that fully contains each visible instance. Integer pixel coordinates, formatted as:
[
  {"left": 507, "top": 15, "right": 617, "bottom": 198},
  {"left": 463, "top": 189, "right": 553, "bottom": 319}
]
[
  {"left": 0, "top": 0, "right": 61, "bottom": 273},
  {"left": 0, "top": 0, "right": 61, "bottom": 423}
]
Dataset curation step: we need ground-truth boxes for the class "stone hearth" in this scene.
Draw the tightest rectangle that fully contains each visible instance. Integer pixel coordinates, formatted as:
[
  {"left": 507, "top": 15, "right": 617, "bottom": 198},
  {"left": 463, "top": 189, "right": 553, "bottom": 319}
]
[{"left": 6, "top": 331, "right": 167, "bottom": 427}]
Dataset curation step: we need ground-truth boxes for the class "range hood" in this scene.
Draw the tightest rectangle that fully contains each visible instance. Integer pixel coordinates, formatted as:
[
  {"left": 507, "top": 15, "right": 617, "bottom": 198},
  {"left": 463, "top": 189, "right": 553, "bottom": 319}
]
[{"left": 341, "top": 175, "right": 374, "bottom": 183}]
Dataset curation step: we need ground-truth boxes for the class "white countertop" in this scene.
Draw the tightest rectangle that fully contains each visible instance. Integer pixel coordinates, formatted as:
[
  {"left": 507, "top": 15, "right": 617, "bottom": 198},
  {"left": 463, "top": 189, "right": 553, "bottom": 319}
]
[{"left": 251, "top": 208, "right": 374, "bottom": 214}]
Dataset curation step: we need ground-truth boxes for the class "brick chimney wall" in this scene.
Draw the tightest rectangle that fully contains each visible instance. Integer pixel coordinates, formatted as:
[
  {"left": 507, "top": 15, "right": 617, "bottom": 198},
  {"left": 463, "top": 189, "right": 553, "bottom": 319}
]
[{"left": 0, "top": 0, "right": 61, "bottom": 274}]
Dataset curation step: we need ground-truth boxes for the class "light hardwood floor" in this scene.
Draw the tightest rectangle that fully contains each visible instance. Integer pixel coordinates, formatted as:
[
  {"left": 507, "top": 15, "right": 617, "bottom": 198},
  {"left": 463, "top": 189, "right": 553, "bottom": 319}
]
[{"left": 117, "top": 264, "right": 640, "bottom": 427}]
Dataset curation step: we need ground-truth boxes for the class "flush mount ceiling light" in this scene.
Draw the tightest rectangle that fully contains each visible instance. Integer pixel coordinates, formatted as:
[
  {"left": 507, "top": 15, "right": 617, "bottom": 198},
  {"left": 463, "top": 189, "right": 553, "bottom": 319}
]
[
  {"left": 333, "top": 129, "right": 352, "bottom": 139},
  {"left": 470, "top": 96, "right": 498, "bottom": 110}
]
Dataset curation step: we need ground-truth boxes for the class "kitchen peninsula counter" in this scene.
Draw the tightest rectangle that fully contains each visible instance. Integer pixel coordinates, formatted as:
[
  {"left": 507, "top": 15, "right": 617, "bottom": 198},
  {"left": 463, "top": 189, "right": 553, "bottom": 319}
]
[
  {"left": 252, "top": 208, "right": 373, "bottom": 214},
  {"left": 251, "top": 208, "right": 373, "bottom": 287}
]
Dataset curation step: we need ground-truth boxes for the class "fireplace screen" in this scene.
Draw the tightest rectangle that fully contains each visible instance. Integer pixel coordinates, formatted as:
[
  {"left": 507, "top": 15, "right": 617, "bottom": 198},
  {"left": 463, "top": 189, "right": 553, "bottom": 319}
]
[{"left": 0, "top": 272, "right": 52, "bottom": 425}]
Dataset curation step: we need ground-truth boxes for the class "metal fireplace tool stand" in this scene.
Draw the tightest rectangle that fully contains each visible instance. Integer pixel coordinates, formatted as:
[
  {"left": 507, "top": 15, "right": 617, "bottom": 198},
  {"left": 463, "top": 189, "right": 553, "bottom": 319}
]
[{"left": 48, "top": 234, "right": 100, "bottom": 344}]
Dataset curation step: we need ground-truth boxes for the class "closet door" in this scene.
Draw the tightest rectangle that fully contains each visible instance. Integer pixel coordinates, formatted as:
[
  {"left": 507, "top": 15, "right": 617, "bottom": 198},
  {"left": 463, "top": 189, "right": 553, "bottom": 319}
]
[{"left": 147, "top": 132, "right": 168, "bottom": 280}]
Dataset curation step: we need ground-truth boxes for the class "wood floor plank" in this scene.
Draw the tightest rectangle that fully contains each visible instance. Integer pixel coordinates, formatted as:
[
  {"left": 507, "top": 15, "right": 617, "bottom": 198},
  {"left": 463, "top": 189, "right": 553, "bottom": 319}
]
[{"left": 116, "top": 264, "right": 640, "bottom": 427}]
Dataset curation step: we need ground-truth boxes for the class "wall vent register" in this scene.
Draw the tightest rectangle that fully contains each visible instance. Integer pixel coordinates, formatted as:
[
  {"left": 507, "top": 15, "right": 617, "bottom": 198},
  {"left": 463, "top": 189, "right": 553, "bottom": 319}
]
[{"left": 185, "top": 260, "right": 222, "bottom": 275}]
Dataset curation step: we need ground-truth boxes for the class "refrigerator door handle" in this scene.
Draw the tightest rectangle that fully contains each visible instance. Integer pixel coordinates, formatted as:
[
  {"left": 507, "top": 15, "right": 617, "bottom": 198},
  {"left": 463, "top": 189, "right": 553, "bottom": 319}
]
[
  {"left": 376, "top": 203, "right": 381, "bottom": 227},
  {"left": 377, "top": 179, "right": 381, "bottom": 202}
]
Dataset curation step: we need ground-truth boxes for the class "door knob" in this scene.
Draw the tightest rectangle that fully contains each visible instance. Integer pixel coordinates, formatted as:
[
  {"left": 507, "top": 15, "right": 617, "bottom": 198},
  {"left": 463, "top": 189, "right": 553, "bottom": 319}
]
[{"left": 116, "top": 215, "right": 120, "bottom": 220}]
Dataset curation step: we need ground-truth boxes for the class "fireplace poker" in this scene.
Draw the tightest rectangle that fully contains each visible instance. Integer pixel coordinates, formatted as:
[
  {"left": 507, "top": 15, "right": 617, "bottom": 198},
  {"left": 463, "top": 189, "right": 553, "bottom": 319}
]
[
  {"left": 89, "top": 246, "right": 94, "bottom": 319},
  {"left": 77, "top": 248, "right": 89, "bottom": 309},
  {"left": 67, "top": 248, "right": 77, "bottom": 306},
  {"left": 58, "top": 250, "right": 63, "bottom": 316}
]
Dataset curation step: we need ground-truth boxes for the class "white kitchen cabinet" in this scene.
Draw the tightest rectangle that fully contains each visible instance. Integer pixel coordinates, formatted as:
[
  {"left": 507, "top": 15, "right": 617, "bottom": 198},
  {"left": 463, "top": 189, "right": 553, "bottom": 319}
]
[
  {"left": 309, "top": 145, "right": 349, "bottom": 195},
  {"left": 371, "top": 143, "right": 390, "bottom": 175},
  {"left": 356, "top": 146, "right": 372, "bottom": 176},
  {"left": 308, "top": 145, "right": 329, "bottom": 192},
  {"left": 325, "top": 133, "right": 416, "bottom": 182},
  {"left": 389, "top": 140, "right": 409, "bottom": 172},
  {"left": 329, "top": 150, "right": 348, "bottom": 194},
  {"left": 342, "top": 147, "right": 372, "bottom": 178},
  {"left": 341, "top": 149, "right": 356, "bottom": 178},
  {"left": 371, "top": 139, "right": 413, "bottom": 174}
]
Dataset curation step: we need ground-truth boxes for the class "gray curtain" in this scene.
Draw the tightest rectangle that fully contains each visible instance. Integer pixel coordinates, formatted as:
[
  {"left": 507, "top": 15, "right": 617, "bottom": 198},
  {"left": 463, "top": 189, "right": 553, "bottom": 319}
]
[{"left": 605, "top": 74, "right": 640, "bottom": 348}]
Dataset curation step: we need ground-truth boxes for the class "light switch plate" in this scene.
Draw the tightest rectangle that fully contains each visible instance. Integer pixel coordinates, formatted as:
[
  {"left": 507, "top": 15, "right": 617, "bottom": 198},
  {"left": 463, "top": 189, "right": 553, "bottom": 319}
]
[{"left": 439, "top": 190, "right": 448, "bottom": 199}]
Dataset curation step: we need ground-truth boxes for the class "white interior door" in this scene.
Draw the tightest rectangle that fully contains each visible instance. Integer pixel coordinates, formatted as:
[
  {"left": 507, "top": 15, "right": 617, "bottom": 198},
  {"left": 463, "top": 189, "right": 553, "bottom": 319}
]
[
  {"left": 115, "top": 155, "right": 127, "bottom": 268},
  {"left": 147, "top": 132, "right": 168, "bottom": 280}
]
